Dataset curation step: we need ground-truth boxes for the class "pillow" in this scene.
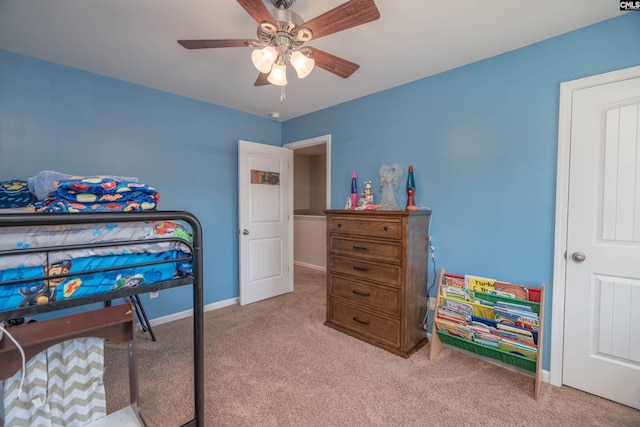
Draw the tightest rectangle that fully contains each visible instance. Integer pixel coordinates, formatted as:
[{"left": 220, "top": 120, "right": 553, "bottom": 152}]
[{"left": 0, "top": 180, "right": 37, "bottom": 208}]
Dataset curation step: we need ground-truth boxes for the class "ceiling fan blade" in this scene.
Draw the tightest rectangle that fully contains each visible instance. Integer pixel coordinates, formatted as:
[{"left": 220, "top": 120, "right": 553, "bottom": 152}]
[
  {"left": 308, "top": 47, "right": 359, "bottom": 78},
  {"left": 301, "top": 0, "right": 380, "bottom": 40},
  {"left": 254, "top": 73, "right": 271, "bottom": 86},
  {"left": 237, "top": 0, "right": 274, "bottom": 25},
  {"left": 178, "top": 39, "right": 254, "bottom": 49}
]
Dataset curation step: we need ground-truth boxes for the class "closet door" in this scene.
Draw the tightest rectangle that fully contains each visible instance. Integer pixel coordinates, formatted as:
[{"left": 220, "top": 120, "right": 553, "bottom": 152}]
[{"left": 563, "top": 76, "right": 640, "bottom": 410}]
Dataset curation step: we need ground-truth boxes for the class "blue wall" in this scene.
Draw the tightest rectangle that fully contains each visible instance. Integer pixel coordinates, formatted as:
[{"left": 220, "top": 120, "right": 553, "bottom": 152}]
[
  {"left": 283, "top": 13, "right": 640, "bottom": 369},
  {"left": 0, "top": 50, "right": 281, "bottom": 318},
  {"left": 1, "top": 13, "right": 639, "bottom": 369}
]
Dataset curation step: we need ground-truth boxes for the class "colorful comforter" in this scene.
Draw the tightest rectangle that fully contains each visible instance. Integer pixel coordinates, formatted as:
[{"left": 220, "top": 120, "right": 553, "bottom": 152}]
[
  {"left": 35, "top": 177, "right": 159, "bottom": 213},
  {"left": 0, "top": 220, "right": 192, "bottom": 310}
]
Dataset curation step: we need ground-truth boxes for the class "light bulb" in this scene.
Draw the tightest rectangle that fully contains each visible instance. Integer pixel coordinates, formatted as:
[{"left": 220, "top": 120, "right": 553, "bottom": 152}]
[
  {"left": 251, "top": 46, "right": 276, "bottom": 74},
  {"left": 267, "top": 63, "right": 287, "bottom": 86},
  {"left": 290, "top": 51, "right": 315, "bottom": 79}
]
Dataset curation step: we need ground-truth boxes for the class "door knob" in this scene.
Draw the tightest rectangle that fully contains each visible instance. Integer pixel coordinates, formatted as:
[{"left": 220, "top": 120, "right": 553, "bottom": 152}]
[
  {"left": 572, "top": 252, "right": 586, "bottom": 263},
  {"left": 242, "top": 229, "right": 249, "bottom": 235}
]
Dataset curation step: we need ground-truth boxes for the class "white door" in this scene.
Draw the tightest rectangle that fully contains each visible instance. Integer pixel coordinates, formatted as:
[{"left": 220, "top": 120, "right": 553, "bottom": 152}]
[
  {"left": 563, "top": 76, "right": 640, "bottom": 409},
  {"left": 238, "top": 140, "right": 293, "bottom": 305}
]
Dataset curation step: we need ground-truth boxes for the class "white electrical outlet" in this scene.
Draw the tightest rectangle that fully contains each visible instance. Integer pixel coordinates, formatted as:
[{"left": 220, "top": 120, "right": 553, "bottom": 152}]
[
  {"left": 427, "top": 297, "right": 436, "bottom": 311},
  {"left": 149, "top": 291, "right": 159, "bottom": 299}
]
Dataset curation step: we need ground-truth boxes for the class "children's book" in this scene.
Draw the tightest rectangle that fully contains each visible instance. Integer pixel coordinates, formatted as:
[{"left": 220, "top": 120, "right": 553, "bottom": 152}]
[
  {"left": 467, "top": 321, "right": 493, "bottom": 334},
  {"left": 443, "top": 273, "right": 465, "bottom": 288},
  {"left": 438, "top": 306, "right": 471, "bottom": 320},
  {"left": 495, "top": 301, "right": 533, "bottom": 313},
  {"left": 496, "top": 323, "right": 534, "bottom": 335},
  {"left": 496, "top": 324, "right": 535, "bottom": 344},
  {"left": 492, "top": 281, "right": 528, "bottom": 300},
  {"left": 465, "top": 275, "right": 497, "bottom": 294},
  {"left": 499, "top": 339, "right": 538, "bottom": 360},
  {"left": 492, "top": 290, "right": 516, "bottom": 299},
  {"left": 435, "top": 319, "right": 474, "bottom": 341},
  {"left": 514, "top": 316, "right": 540, "bottom": 331},
  {"left": 436, "top": 307, "right": 471, "bottom": 325},
  {"left": 494, "top": 307, "right": 539, "bottom": 331},
  {"left": 442, "top": 285, "right": 474, "bottom": 301},
  {"left": 443, "top": 298, "right": 474, "bottom": 318},
  {"left": 475, "top": 337, "right": 500, "bottom": 348}
]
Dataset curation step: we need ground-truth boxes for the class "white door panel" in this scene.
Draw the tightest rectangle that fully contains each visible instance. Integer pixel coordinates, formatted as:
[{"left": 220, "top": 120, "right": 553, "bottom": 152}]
[
  {"left": 563, "top": 76, "right": 640, "bottom": 409},
  {"left": 239, "top": 140, "right": 293, "bottom": 305}
]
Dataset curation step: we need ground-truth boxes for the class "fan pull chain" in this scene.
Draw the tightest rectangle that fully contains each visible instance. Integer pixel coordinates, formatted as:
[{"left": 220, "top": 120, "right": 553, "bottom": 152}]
[{"left": 280, "top": 86, "right": 286, "bottom": 103}]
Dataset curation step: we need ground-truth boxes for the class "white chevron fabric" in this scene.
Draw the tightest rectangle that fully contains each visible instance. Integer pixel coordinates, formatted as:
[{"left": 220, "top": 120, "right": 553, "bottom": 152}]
[
  {"left": 3, "top": 351, "right": 51, "bottom": 427},
  {"left": 2, "top": 338, "right": 106, "bottom": 427}
]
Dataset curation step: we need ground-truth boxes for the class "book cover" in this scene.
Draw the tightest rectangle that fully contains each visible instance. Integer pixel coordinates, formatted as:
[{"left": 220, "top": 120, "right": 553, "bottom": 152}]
[
  {"left": 495, "top": 301, "right": 533, "bottom": 313},
  {"left": 435, "top": 319, "right": 474, "bottom": 341},
  {"left": 436, "top": 307, "right": 470, "bottom": 325},
  {"left": 443, "top": 274, "right": 465, "bottom": 288},
  {"left": 467, "top": 321, "right": 493, "bottom": 334},
  {"left": 437, "top": 306, "right": 472, "bottom": 323},
  {"left": 475, "top": 337, "right": 501, "bottom": 348},
  {"left": 494, "top": 307, "right": 539, "bottom": 331},
  {"left": 495, "top": 324, "right": 535, "bottom": 344},
  {"left": 499, "top": 339, "right": 538, "bottom": 360},
  {"left": 465, "top": 275, "right": 497, "bottom": 294},
  {"left": 492, "top": 281, "right": 528, "bottom": 300},
  {"left": 492, "top": 290, "right": 516, "bottom": 299},
  {"left": 442, "top": 285, "right": 474, "bottom": 301},
  {"left": 444, "top": 298, "right": 474, "bottom": 318}
]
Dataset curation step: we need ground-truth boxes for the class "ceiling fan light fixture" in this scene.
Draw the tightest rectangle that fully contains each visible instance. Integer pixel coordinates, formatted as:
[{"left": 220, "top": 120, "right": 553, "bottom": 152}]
[
  {"left": 267, "top": 62, "right": 287, "bottom": 86},
  {"left": 251, "top": 45, "right": 277, "bottom": 73},
  {"left": 290, "top": 50, "right": 315, "bottom": 79}
]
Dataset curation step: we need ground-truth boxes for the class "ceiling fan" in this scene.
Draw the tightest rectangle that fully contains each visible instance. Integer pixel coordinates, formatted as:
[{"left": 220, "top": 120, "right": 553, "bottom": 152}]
[{"left": 178, "top": 0, "right": 380, "bottom": 100}]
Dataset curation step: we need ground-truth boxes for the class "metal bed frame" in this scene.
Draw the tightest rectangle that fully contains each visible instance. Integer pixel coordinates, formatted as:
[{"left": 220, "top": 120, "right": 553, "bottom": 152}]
[{"left": 0, "top": 211, "right": 204, "bottom": 427}]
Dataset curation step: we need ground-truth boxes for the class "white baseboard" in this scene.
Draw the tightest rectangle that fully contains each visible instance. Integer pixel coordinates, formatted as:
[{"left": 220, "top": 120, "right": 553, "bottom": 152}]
[
  {"left": 137, "top": 297, "right": 238, "bottom": 329},
  {"left": 140, "top": 264, "right": 323, "bottom": 330},
  {"left": 293, "top": 261, "right": 326, "bottom": 272}
]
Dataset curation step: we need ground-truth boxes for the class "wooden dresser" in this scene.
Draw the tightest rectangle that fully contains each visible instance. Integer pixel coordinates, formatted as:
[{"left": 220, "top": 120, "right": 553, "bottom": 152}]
[{"left": 324, "top": 209, "right": 431, "bottom": 358}]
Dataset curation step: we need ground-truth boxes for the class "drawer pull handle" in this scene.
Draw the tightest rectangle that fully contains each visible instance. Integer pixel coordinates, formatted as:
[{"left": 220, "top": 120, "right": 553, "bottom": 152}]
[
  {"left": 353, "top": 316, "right": 370, "bottom": 325},
  {"left": 352, "top": 289, "right": 371, "bottom": 297},
  {"left": 384, "top": 226, "right": 388, "bottom": 231},
  {"left": 337, "top": 223, "right": 342, "bottom": 228},
  {"left": 353, "top": 266, "right": 371, "bottom": 272},
  {"left": 352, "top": 245, "right": 370, "bottom": 251}
]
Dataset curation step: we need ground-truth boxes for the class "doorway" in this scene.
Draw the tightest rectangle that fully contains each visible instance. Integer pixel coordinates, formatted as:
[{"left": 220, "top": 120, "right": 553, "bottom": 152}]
[{"left": 284, "top": 135, "right": 331, "bottom": 271}]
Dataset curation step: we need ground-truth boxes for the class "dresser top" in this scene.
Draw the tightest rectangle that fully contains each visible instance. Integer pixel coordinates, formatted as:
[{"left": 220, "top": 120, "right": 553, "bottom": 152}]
[{"left": 324, "top": 209, "right": 432, "bottom": 217}]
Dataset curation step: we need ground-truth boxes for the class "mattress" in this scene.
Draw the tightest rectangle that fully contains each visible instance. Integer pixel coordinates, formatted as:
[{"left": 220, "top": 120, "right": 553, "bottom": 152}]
[{"left": 0, "top": 219, "right": 192, "bottom": 311}]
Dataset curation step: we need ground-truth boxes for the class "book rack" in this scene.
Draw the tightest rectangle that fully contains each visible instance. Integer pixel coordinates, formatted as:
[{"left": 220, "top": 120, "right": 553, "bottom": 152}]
[{"left": 428, "top": 268, "right": 545, "bottom": 400}]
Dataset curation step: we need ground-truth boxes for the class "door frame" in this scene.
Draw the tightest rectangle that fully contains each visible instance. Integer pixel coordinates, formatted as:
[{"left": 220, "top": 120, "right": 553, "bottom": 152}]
[
  {"left": 550, "top": 64, "right": 640, "bottom": 387},
  {"left": 238, "top": 140, "right": 294, "bottom": 305},
  {"left": 284, "top": 134, "right": 332, "bottom": 210}
]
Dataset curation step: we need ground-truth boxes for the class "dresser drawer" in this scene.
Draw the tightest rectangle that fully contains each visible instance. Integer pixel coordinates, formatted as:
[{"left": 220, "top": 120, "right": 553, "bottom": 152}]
[
  {"left": 329, "top": 236, "right": 402, "bottom": 264},
  {"left": 328, "top": 300, "right": 400, "bottom": 349},
  {"left": 329, "top": 255, "right": 402, "bottom": 286},
  {"left": 329, "top": 275, "right": 400, "bottom": 317},
  {"left": 327, "top": 216, "right": 402, "bottom": 240}
]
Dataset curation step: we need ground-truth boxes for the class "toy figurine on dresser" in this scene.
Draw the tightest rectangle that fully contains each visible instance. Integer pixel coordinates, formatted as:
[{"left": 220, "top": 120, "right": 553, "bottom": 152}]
[{"left": 358, "top": 181, "right": 374, "bottom": 208}]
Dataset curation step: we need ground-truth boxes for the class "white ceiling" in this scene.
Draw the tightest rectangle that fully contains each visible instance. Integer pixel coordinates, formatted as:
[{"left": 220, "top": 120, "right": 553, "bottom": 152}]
[{"left": 0, "top": 1, "right": 624, "bottom": 121}]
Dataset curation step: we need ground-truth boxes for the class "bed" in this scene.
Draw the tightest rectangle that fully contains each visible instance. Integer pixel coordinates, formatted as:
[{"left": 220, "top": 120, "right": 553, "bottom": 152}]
[{"left": 0, "top": 210, "right": 205, "bottom": 426}]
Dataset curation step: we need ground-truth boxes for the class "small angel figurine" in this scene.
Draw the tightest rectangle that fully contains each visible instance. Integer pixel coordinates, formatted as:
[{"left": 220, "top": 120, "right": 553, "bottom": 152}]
[{"left": 378, "top": 163, "right": 403, "bottom": 210}]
